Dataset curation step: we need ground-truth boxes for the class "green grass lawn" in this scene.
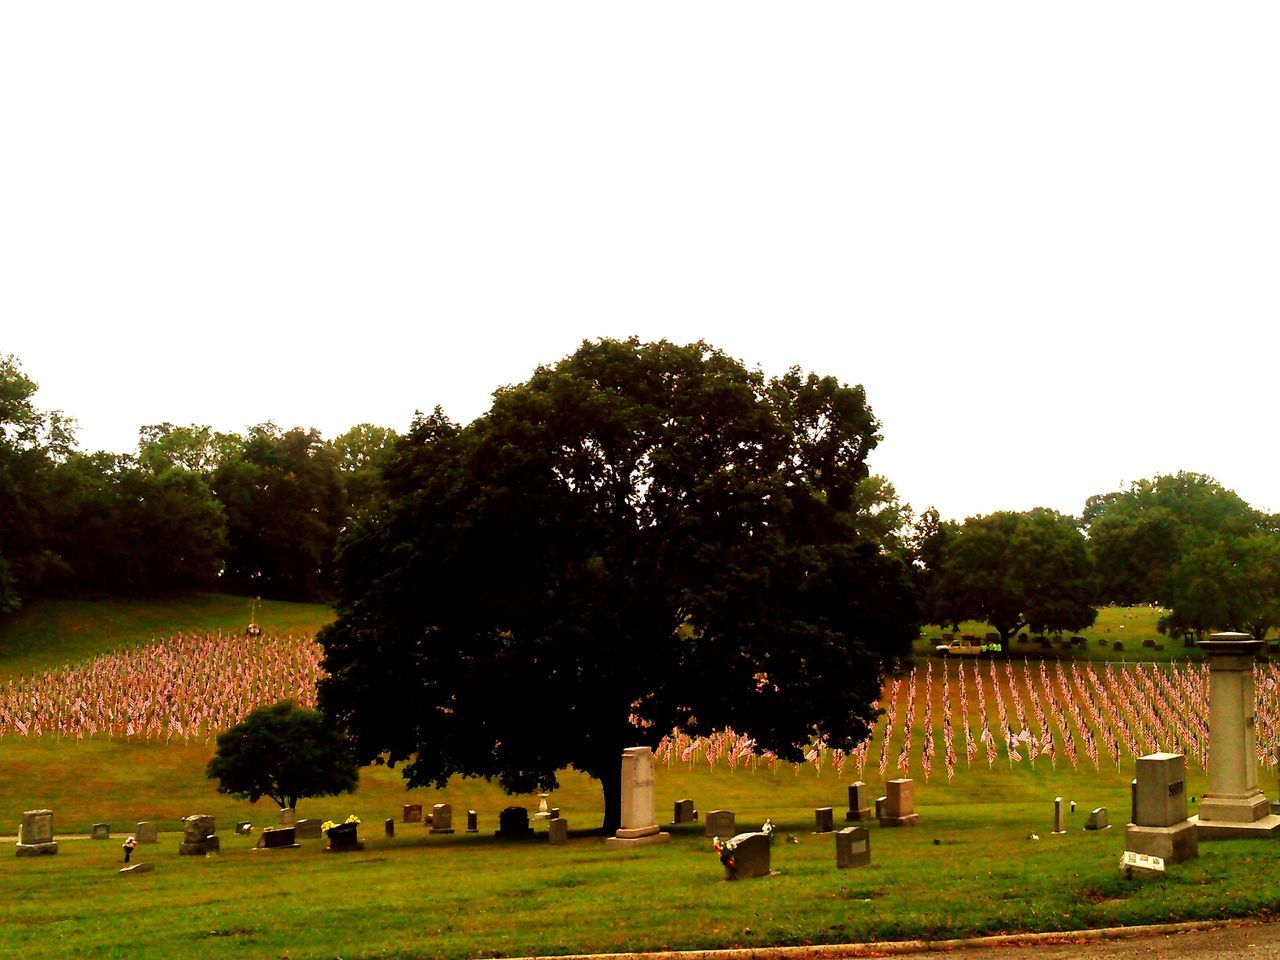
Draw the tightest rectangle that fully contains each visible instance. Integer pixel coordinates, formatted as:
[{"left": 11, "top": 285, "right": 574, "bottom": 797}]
[
  {"left": 915, "top": 605, "right": 1209, "bottom": 663},
  {"left": 2, "top": 755, "right": 1278, "bottom": 960},
  {"left": 3, "top": 597, "right": 1279, "bottom": 959}
]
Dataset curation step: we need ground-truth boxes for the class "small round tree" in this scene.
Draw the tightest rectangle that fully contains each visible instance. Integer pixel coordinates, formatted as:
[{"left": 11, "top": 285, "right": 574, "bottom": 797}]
[{"left": 206, "top": 701, "right": 359, "bottom": 813}]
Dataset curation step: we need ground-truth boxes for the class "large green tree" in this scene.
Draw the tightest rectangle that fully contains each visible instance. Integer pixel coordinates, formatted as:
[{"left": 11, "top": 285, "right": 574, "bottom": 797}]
[
  {"left": 0, "top": 355, "right": 76, "bottom": 612},
  {"left": 318, "top": 338, "right": 919, "bottom": 831},
  {"left": 1162, "top": 533, "right": 1280, "bottom": 643},
  {"left": 214, "top": 424, "right": 344, "bottom": 601},
  {"left": 930, "top": 509, "right": 1097, "bottom": 643},
  {"left": 1084, "top": 472, "right": 1263, "bottom": 605},
  {"left": 207, "top": 700, "right": 359, "bottom": 812}
]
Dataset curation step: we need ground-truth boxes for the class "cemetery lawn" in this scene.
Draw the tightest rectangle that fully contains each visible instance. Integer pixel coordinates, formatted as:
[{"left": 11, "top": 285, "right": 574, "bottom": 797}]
[
  {"left": 5, "top": 599, "right": 1280, "bottom": 959},
  {"left": 915, "top": 605, "right": 1215, "bottom": 662},
  {"left": 5, "top": 746, "right": 1280, "bottom": 960}
]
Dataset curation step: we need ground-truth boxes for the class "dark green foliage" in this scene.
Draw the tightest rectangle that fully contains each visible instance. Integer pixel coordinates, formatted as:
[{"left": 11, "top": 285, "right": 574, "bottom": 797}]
[
  {"left": 214, "top": 425, "right": 344, "bottom": 601},
  {"left": 331, "top": 423, "right": 398, "bottom": 521},
  {"left": 930, "top": 509, "right": 1096, "bottom": 643},
  {"left": 206, "top": 700, "right": 359, "bottom": 812},
  {"left": 1161, "top": 533, "right": 1280, "bottom": 642},
  {"left": 1084, "top": 472, "right": 1264, "bottom": 605},
  {"left": 0, "top": 355, "right": 77, "bottom": 610},
  {"left": 319, "top": 338, "right": 920, "bottom": 830},
  {"left": 41, "top": 452, "right": 226, "bottom": 595}
]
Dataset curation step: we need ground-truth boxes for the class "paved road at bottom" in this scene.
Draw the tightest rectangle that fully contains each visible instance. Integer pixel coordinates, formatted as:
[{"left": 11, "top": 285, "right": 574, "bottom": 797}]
[{"left": 947, "top": 922, "right": 1280, "bottom": 960}]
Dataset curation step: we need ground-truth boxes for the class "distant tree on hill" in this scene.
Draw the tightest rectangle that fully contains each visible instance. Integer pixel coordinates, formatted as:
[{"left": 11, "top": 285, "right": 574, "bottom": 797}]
[
  {"left": 1084, "top": 472, "right": 1263, "bottom": 605},
  {"left": 318, "top": 338, "right": 920, "bottom": 832},
  {"left": 43, "top": 451, "right": 226, "bottom": 594},
  {"left": 206, "top": 701, "right": 359, "bottom": 813},
  {"left": 214, "top": 424, "right": 344, "bottom": 601},
  {"left": 0, "top": 354, "right": 76, "bottom": 613},
  {"left": 330, "top": 423, "right": 398, "bottom": 522},
  {"left": 1160, "top": 533, "right": 1280, "bottom": 643},
  {"left": 907, "top": 507, "right": 955, "bottom": 624},
  {"left": 930, "top": 509, "right": 1096, "bottom": 643}
]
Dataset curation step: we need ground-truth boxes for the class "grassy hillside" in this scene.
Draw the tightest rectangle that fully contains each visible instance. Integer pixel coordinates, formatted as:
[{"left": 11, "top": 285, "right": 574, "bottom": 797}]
[
  {"left": 0, "top": 593, "right": 333, "bottom": 680},
  {"left": 3, "top": 597, "right": 1279, "bottom": 959},
  {"left": 914, "top": 604, "right": 1206, "bottom": 662}
]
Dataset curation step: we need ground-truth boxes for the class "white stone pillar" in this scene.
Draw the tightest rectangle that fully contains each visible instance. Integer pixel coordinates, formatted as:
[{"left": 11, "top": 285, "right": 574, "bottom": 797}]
[
  {"left": 1193, "top": 632, "right": 1280, "bottom": 839},
  {"left": 605, "top": 746, "right": 671, "bottom": 848}
]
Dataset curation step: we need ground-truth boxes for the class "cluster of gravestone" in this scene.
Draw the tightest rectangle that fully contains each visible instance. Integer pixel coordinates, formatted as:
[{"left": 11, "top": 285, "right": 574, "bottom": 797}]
[{"left": 665, "top": 773, "right": 908, "bottom": 879}]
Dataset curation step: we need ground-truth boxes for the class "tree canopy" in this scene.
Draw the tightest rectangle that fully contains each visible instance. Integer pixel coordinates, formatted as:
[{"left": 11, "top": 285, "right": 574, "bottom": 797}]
[
  {"left": 206, "top": 700, "right": 359, "bottom": 812},
  {"left": 929, "top": 509, "right": 1097, "bottom": 642},
  {"left": 1084, "top": 472, "right": 1264, "bottom": 605},
  {"left": 318, "top": 338, "right": 920, "bottom": 831},
  {"left": 1161, "top": 533, "right": 1280, "bottom": 643}
]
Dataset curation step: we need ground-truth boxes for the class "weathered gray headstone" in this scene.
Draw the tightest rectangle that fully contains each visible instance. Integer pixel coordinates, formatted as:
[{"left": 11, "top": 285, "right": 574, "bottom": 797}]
[
  {"left": 835, "top": 826, "right": 870, "bottom": 868},
  {"left": 278, "top": 807, "right": 295, "bottom": 826},
  {"left": 704, "top": 809, "right": 735, "bottom": 838},
  {"left": 258, "top": 826, "right": 299, "bottom": 849},
  {"left": 466, "top": 810, "right": 478, "bottom": 833},
  {"left": 673, "top": 799, "right": 698, "bottom": 824},
  {"left": 845, "top": 782, "right": 872, "bottom": 821},
  {"left": 724, "top": 832, "right": 772, "bottom": 880},
  {"left": 178, "top": 815, "right": 219, "bottom": 856},
  {"left": 430, "top": 803, "right": 455, "bottom": 834},
  {"left": 135, "top": 821, "right": 158, "bottom": 844},
  {"left": 16, "top": 809, "right": 57, "bottom": 857},
  {"left": 1052, "top": 797, "right": 1066, "bottom": 835},
  {"left": 495, "top": 806, "right": 534, "bottom": 838},
  {"left": 548, "top": 818, "right": 568, "bottom": 845},
  {"left": 814, "top": 807, "right": 834, "bottom": 833},
  {"left": 874, "top": 796, "right": 887, "bottom": 820},
  {"left": 294, "top": 819, "right": 323, "bottom": 840},
  {"left": 881, "top": 779, "right": 919, "bottom": 827},
  {"left": 605, "top": 746, "right": 670, "bottom": 848},
  {"left": 403, "top": 803, "right": 423, "bottom": 823},
  {"left": 1125, "top": 753, "right": 1197, "bottom": 865},
  {"left": 1136, "top": 754, "right": 1186, "bottom": 827},
  {"left": 385, "top": 818, "right": 395, "bottom": 837},
  {"left": 1085, "top": 808, "right": 1111, "bottom": 831},
  {"left": 91, "top": 823, "right": 110, "bottom": 840}
]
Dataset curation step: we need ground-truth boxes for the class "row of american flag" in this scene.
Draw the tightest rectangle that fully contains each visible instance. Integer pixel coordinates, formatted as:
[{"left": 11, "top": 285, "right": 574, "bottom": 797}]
[{"left": 656, "top": 659, "right": 1280, "bottom": 782}]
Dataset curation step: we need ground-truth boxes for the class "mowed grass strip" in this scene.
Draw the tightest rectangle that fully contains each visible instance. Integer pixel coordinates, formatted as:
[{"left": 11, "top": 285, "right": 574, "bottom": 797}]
[{"left": 2, "top": 795, "right": 1278, "bottom": 960}]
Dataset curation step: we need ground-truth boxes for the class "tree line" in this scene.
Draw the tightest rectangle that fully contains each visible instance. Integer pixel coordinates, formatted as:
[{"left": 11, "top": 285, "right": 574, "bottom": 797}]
[
  {"left": 3, "top": 348, "right": 1277, "bottom": 645},
  {"left": 914, "top": 474, "right": 1280, "bottom": 644},
  {"left": 0, "top": 354, "right": 396, "bottom": 612}
]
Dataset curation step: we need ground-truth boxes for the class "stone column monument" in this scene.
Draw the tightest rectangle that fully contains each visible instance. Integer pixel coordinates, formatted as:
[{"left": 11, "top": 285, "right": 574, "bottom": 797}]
[
  {"left": 1191, "top": 632, "right": 1280, "bottom": 839},
  {"left": 605, "top": 746, "right": 671, "bottom": 848}
]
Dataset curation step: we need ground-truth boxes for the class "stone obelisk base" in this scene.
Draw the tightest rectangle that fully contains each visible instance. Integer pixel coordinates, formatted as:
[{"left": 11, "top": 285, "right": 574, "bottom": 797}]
[
  {"left": 1192, "top": 789, "right": 1280, "bottom": 839},
  {"left": 605, "top": 824, "right": 671, "bottom": 848}
]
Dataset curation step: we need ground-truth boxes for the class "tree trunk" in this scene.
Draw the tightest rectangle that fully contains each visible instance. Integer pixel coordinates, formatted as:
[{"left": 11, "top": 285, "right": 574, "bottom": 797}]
[{"left": 597, "top": 758, "right": 622, "bottom": 834}]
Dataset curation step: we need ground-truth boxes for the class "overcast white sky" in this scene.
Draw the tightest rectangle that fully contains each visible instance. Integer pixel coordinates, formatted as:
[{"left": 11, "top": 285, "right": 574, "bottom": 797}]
[{"left": 3, "top": 3, "right": 1276, "bottom": 522}]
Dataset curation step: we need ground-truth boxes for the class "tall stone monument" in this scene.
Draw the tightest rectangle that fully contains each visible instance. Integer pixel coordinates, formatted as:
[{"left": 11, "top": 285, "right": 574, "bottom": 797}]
[
  {"left": 1191, "top": 633, "right": 1280, "bottom": 839},
  {"left": 605, "top": 746, "right": 671, "bottom": 848}
]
